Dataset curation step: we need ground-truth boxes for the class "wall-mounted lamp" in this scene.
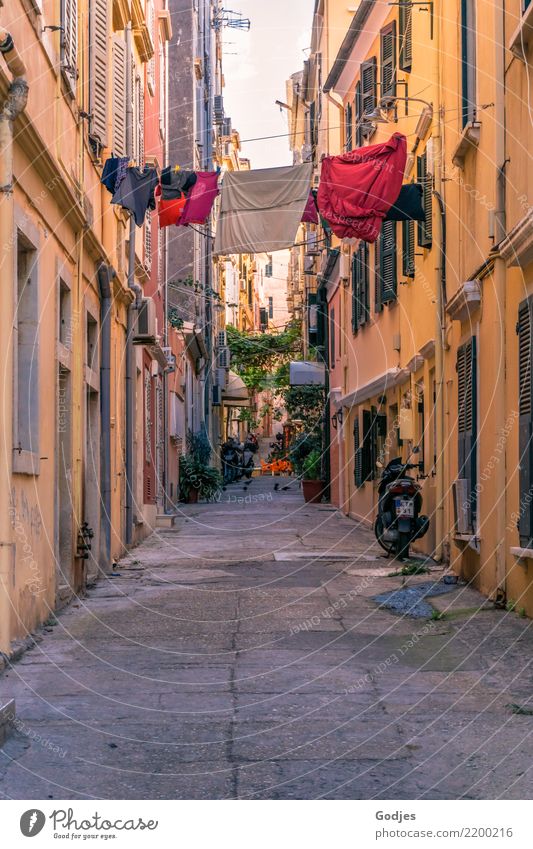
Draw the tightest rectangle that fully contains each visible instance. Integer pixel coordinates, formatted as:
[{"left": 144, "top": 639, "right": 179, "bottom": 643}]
[{"left": 331, "top": 413, "right": 338, "bottom": 430}]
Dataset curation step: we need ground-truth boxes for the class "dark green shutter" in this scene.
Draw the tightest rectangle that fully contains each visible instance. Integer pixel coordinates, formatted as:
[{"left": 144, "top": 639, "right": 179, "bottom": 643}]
[
  {"left": 381, "top": 22, "right": 397, "bottom": 99},
  {"left": 399, "top": 0, "right": 413, "bottom": 72},
  {"left": 379, "top": 221, "right": 397, "bottom": 303},
  {"left": 361, "top": 242, "right": 370, "bottom": 324},
  {"left": 374, "top": 239, "right": 383, "bottom": 313},
  {"left": 354, "top": 416, "right": 363, "bottom": 486},
  {"left": 361, "top": 410, "right": 373, "bottom": 481},
  {"left": 402, "top": 220, "right": 415, "bottom": 277},
  {"left": 329, "top": 307, "right": 336, "bottom": 366},
  {"left": 361, "top": 57, "right": 377, "bottom": 117},
  {"left": 417, "top": 152, "right": 433, "bottom": 249},
  {"left": 518, "top": 298, "right": 533, "bottom": 546},
  {"left": 345, "top": 102, "right": 353, "bottom": 151},
  {"left": 351, "top": 253, "right": 359, "bottom": 333},
  {"left": 355, "top": 81, "right": 363, "bottom": 147},
  {"left": 457, "top": 337, "right": 477, "bottom": 530}
]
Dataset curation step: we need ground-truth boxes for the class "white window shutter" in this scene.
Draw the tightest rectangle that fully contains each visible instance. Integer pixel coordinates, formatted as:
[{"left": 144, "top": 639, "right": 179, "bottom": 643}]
[
  {"left": 89, "top": 0, "right": 109, "bottom": 147},
  {"left": 112, "top": 36, "right": 127, "bottom": 157},
  {"left": 61, "top": 0, "right": 78, "bottom": 94}
]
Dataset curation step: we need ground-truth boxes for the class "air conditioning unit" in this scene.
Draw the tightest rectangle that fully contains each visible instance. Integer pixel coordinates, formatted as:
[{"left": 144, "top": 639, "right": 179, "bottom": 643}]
[
  {"left": 133, "top": 297, "right": 157, "bottom": 343},
  {"left": 217, "top": 330, "right": 227, "bottom": 348},
  {"left": 212, "top": 385, "right": 222, "bottom": 406},
  {"left": 218, "top": 346, "right": 231, "bottom": 369},
  {"left": 214, "top": 95, "right": 224, "bottom": 124},
  {"left": 452, "top": 479, "right": 472, "bottom": 534},
  {"left": 222, "top": 117, "right": 232, "bottom": 136},
  {"left": 216, "top": 368, "right": 227, "bottom": 388}
]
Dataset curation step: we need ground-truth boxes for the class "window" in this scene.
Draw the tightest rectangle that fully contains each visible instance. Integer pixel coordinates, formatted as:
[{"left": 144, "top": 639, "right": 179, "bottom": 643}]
[
  {"left": 518, "top": 298, "right": 533, "bottom": 546},
  {"left": 417, "top": 151, "right": 433, "bottom": 248},
  {"left": 268, "top": 296, "right": 274, "bottom": 319},
  {"left": 457, "top": 337, "right": 477, "bottom": 531},
  {"left": 380, "top": 21, "right": 397, "bottom": 99},
  {"left": 354, "top": 81, "right": 363, "bottom": 147},
  {"left": 135, "top": 74, "right": 145, "bottom": 167},
  {"left": 399, "top": 0, "right": 413, "bottom": 71},
  {"left": 59, "top": 279, "right": 71, "bottom": 347},
  {"left": 460, "top": 0, "right": 477, "bottom": 127},
  {"left": 147, "top": 0, "right": 156, "bottom": 94},
  {"left": 265, "top": 260, "right": 273, "bottom": 277},
  {"left": 355, "top": 409, "right": 386, "bottom": 485},
  {"left": 14, "top": 233, "right": 40, "bottom": 469},
  {"left": 345, "top": 102, "right": 353, "bottom": 151},
  {"left": 329, "top": 307, "right": 336, "bottom": 366},
  {"left": 112, "top": 36, "right": 127, "bottom": 157},
  {"left": 360, "top": 57, "right": 377, "bottom": 118},
  {"left": 86, "top": 311, "right": 98, "bottom": 371},
  {"left": 376, "top": 221, "right": 398, "bottom": 308},
  {"left": 352, "top": 242, "right": 370, "bottom": 332},
  {"left": 88, "top": 0, "right": 108, "bottom": 147},
  {"left": 402, "top": 220, "right": 415, "bottom": 277},
  {"left": 61, "top": 0, "right": 78, "bottom": 96}
]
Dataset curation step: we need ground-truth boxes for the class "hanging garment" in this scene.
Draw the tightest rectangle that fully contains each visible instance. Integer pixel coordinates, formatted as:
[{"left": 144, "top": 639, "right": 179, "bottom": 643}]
[
  {"left": 101, "top": 155, "right": 129, "bottom": 194},
  {"left": 302, "top": 190, "right": 319, "bottom": 224},
  {"left": 160, "top": 167, "right": 197, "bottom": 200},
  {"left": 384, "top": 182, "right": 425, "bottom": 222},
  {"left": 179, "top": 171, "right": 220, "bottom": 227},
  {"left": 111, "top": 166, "right": 159, "bottom": 226},
  {"left": 317, "top": 133, "right": 407, "bottom": 242},
  {"left": 156, "top": 185, "right": 188, "bottom": 228},
  {"left": 214, "top": 163, "right": 313, "bottom": 255}
]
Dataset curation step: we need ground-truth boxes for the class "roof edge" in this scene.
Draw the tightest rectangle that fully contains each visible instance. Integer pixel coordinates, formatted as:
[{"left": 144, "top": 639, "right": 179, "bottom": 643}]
[{"left": 323, "top": 0, "right": 375, "bottom": 93}]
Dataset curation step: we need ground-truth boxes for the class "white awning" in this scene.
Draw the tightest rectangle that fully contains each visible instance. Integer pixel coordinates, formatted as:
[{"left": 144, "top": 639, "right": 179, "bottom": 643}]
[{"left": 222, "top": 371, "right": 251, "bottom": 407}]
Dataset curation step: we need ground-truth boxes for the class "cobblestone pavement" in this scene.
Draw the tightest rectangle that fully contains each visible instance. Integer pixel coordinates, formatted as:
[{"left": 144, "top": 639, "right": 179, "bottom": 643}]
[{"left": 1, "top": 476, "right": 533, "bottom": 799}]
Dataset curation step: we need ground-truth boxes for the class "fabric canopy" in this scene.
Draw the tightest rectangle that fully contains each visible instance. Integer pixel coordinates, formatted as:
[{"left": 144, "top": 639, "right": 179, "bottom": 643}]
[
  {"left": 214, "top": 163, "right": 313, "bottom": 255},
  {"left": 317, "top": 133, "right": 407, "bottom": 243}
]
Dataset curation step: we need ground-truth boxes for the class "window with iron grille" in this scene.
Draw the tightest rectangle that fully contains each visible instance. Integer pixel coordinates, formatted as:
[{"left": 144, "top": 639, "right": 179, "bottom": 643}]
[
  {"left": 351, "top": 242, "right": 370, "bottom": 332},
  {"left": 377, "top": 221, "right": 398, "bottom": 306},
  {"left": 402, "top": 220, "right": 415, "bottom": 278},
  {"left": 417, "top": 151, "right": 433, "bottom": 248},
  {"left": 457, "top": 337, "right": 477, "bottom": 531},
  {"left": 380, "top": 21, "right": 397, "bottom": 100},
  {"left": 399, "top": 0, "right": 413, "bottom": 72},
  {"left": 518, "top": 298, "right": 533, "bottom": 546}
]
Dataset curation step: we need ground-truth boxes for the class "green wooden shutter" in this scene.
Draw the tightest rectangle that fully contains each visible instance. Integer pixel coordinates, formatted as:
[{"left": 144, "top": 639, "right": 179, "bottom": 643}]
[
  {"left": 374, "top": 239, "right": 383, "bottom": 313},
  {"left": 345, "top": 102, "right": 353, "bottom": 151},
  {"left": 329, "top": 307, "right": 336, "bottom": 366},
  {"left": 379, "top": 221, "right": 398, "bottom": 304},
  {"left": 361, "top": 57, "right": 377, "bottom": 117},
  {"left": 360, "top": 243, "right": 370, "bottom": 325},
  {"left": 112, "top": 36, "right": 127, "bottom": 157},
  {"left": 381, "top": 21, "right": 397, "bottom": 99},
  {"left": 354, "top": 415, "right": 363, "bottom": 486},
  {"left": 417, "top": 152, "right": 433, "bottom": 248},
  {"left": 457, "top": 337, "right": 477, "bottom": 530},
  {"left": 361, "top": 410, "right": 373, "bottom": 481},
  {"left": 351, "top": 253, "right": 359, "bottom": 333},
  {"left": 354, "top": 81, "right": 363, "bottom": 147},
  {"left": 89, "top": 0, "right": 108, "bottom": 146},
  {"left": 402, "top": 220, "right": 415, "bottom": 278},
  {"left": 518, "top": 298, "right": 533, "bottom": 546},
  {"left": 399, "top": 0, "right": 413, "bottom": 72}
]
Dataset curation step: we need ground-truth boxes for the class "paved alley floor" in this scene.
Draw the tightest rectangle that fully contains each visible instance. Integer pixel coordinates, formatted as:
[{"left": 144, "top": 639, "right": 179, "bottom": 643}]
[{"left": 1, "top": 476, "right": 533, "bottom": 800}]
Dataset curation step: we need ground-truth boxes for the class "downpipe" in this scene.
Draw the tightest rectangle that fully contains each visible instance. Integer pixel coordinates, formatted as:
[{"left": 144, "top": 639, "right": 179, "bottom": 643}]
[
  {"left": 98, "top": 264, "right": 116, "bottom": 569},
  {"left": 0, "top": 30, "right": 28, "bottom": 653}
]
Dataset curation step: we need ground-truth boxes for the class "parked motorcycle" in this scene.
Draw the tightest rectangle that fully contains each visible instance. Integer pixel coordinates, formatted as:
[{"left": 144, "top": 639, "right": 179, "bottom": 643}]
[
  {"left": 374, "top": 457, "right": 429, "bottom": 560},
  {"left": 221, "top": 438, "right": 255, "bottom": 484}
]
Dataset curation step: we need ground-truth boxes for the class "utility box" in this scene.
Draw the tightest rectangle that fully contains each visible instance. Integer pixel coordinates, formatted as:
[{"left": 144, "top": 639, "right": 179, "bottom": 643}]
[{"left": 290, "top": 361, "right": 326, "bottom": 386}]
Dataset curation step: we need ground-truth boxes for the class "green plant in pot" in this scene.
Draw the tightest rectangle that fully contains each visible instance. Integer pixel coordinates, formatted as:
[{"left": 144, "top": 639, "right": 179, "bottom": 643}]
[
  {"left": 301, "top": 449, "right": 326, "bottom": 504},
  {"left": 180, "top": 455, "right": 222, "bottom": 503}
]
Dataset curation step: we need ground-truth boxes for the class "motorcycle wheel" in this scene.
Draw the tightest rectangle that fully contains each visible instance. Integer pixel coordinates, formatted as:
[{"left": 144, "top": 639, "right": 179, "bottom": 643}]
[
  {"left": 374, "top": 517, "right": 395, "bottom": 555},
  {"left": 396, "top": 532, "right": 411, "bottom": 561}
]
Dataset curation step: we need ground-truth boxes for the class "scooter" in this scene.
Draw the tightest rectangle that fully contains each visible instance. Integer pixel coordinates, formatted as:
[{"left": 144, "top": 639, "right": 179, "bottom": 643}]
[
  {"left": 374, "top": 456, "right": 430, "bottom": 560},
  {"left": 221, "top": 438, "right": 241, "bottom": 485}
]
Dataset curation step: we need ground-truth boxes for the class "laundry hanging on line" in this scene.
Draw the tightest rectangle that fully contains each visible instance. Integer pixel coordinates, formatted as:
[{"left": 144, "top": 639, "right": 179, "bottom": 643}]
[
  {"left": 214, "top": 162, "right": 313, "bottom": 255},
  {"left": 180, "top": 171, "right": 220, "bottom": 227},
  {"left": 301, "top": 190, "right": 319, "bottom": 225},
  {"left": 317, "top": 133, "right": 407, "bottom": 242},
  {"left": 109, "top": 164, "right": 159, "bottom": 226},
  {"left": 101, "top": 155, "right": 129, "bottom": 195},
  {"left": 384, "top": 182, "right": 425, "bottom": 222}
]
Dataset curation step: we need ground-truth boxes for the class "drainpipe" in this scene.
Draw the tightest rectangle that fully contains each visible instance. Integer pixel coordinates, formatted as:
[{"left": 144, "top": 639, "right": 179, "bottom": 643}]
[
  {"left": 493, "top": 2, "right": 507, "bottom": 597},
  {"left": 98, "top": 264, "right": 116, "bottom": 569},
  {"left": 125, "top": 24, "right": 142, "bottom": 546},
  {"left": 432, "top": 6, "right": 446, "bottom": 563},
  {"left": 0, "top": 30, "right": 28, "bottom": 654}
]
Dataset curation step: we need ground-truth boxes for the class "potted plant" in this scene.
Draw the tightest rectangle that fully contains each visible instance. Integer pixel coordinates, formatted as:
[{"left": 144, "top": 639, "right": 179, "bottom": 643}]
[
  {"left": 179, "top": 454, "right": 222, "bottom": 503},
  {"left": 301, "top": 449, "right": 326, "bottom": 504}
]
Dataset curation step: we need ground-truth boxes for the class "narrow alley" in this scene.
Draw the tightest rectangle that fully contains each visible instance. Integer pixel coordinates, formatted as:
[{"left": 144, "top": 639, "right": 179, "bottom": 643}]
[{"left": 1, "top": 478, "right": 532, "bottom": 801}]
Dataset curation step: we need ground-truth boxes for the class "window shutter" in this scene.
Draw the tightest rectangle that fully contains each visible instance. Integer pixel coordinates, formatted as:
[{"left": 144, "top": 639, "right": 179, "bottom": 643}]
[
  {"left": 61, "top": 0, "right": 78, "bottom": 94},
  {"left": 518, "top": 298, "right": 533, "bottom": 546},
  {"left": 354, "top": 81, "right": 363, "bottom": 147},
  {"left": 399, "top": 0, "right": 413, "bottom": 71},
  {"left": 136, "top": 75, "right": 145, "bottom": 166},
  {"left": 112, "top": 37, "right": 127, "bottom": 157},
  {"left": 345, "top": 102, "right": 353, "bottom": 151},
  {"left": 360, "top": 57, "right": 377, "bottom": 117},
  {"left": 89, "top": 0, "right": 108, "bottom": 147},
  {"left": 354, "top": 416, "right": 363, "bottom": 486},
  {"left": 402, "top": 220, "right": 415, "bottom": 277},
  {"left": 374, "top": 239, "right": 383, "bottom": 313},
  {"left": 329, "top": 307, "right": 336, "bottom": 366},
  {"left": 417, "top": 152, "right": 433, "bottom": 248},
  {"left": 361, "top": 242, "right": 370, "bottom": 324},
  {"left": 144, "top": 212, "right": 152, "bottom": 271},
  {"left": 457, "top": 337, "right": 477, "bottom": 530},
  {"left": 380, "top": 21, "right": 397, "bottom": 99},
  {"left": 379, "top": 221, "right": 398, "bottom": 304},
  {"left": 351, "top": 252, "right": 359, "bottom": 333},
  {"left": 361, "top": 409, "right": 373, "bottom": 482}
]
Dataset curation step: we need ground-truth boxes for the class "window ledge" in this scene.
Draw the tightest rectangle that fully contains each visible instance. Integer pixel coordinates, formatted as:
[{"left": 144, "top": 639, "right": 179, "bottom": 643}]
[
  {"left": 499, "top": 208, "right": 533, "bottom": 268},
  {"left": 454, "top": 533, "right": 480, "bottom": 553},
  {"left": 446, "top": 278, "right": 482, "bottom": 322},
  {"left": 13, "top": 451, "right": 40, "bottom": 476},
  {"left": 511, "top": 546, "right": 533, "bottom": 561},
  {"left": 452, "top": 121, "right": 481, "bottom": 169},
  {"left": 509, "top": 4, "right": 533, "bottom": 60}
]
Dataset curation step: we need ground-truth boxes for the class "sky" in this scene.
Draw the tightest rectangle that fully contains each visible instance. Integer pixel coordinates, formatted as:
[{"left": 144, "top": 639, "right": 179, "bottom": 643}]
[{"left": 222, "top": 0, "right": 314, "bottom": 170}]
